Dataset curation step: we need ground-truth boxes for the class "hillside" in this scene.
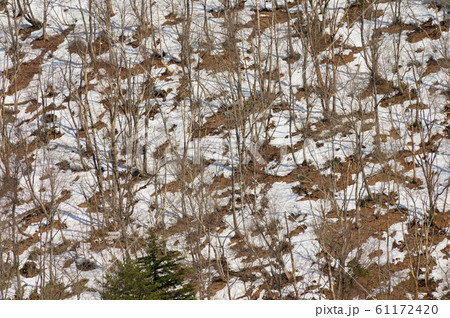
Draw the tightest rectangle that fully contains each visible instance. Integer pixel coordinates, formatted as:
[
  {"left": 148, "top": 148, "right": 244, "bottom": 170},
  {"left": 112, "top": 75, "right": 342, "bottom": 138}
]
[{"left": 0, "top": 0, "right": 449, "bottom": 300}]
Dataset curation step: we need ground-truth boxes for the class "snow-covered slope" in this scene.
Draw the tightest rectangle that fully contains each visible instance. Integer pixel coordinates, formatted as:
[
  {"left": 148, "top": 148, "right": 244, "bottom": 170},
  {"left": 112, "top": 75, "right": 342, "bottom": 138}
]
[{"left": 0, "top": 0, "right": 449, "bottom": 299}]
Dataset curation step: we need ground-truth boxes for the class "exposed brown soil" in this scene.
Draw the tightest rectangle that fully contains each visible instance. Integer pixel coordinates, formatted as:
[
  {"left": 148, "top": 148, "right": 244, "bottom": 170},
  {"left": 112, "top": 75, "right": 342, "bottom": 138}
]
[
  {"left": 27, "top": 127, "right": 64, "bottom": 153},
  {"left": 367, "top": 166, "right": 413, "bottom": 187},
  {"left": 294, "top": 28, "right": 342, "bottom": 56},
  {"left": 92, "top": 36, "right": 110, "bottom": 56},
  {"left": 18, "top": 190, "right": 72, "bottom": 230},
  {"left": 406, "top": 102, "right": 428, "bottom": 111},
  {"left": 5, "top": 25, "right": 75, "bottom": 105},
  {"left": 422, "top": 57, "right": 450, "bottom": 78},
  {"left": 92, "top": 56, "right": 169, "bottom": 82},
  {"left": 192, "top": 107, "right": 228, "bottom": 138},
  {"left": 78, "top": 189, "right": 112, "bottom": 214},
  {"left": 360, "top": 77, "right": 409, "bottom": 102},
  {"left": 317, "top": 208, "right": 407, "bottom": 299},
  {"left": 67, "top": 39, "right": 87, "bottom": 56},
  {"left": 38, "top": 220, "right": 68, "bottom": 233},
  {"left": 379, "top": 23, "right": 416, "bottom": 35},
  {"left": 19, "top": 25, "right": 41, "bottom": 40},
  {"left": 242, "top": 9, "right": 291, "bottom": 41},
  {"left": 342, "top": 1, "right": 384, "bottom": 25},
  {"left": 406, "top": 19, "right": 449, "bottom": 43},
  {"left": 5, "top": 52, "right": 44, "bottom": 95},
  {"left": 322, "top": 47, "right": 363, "bottom": 66},
  {"left": 53, "top": 240, "right": 72, "bottom": 256},
  {"left": 208, "top": 0, "right": 246, "bottom": 19},
  {"left": 1, "top": 107, "right": 19, "bottom": 124},
  {"left": 31, "top": 25, "right": 75, "bottom": 52},
  {"left": 20, "top": 261, "right": 40, "bottom": 278},
  {"left": 162, "top": 12, "right": 184, "bottom": 26},
  {"left": 197, "top": 50, "right": 236, "bottom": 73},
  {"left": 1, "top": 0, "right": 448, "bottom": 300},
  {"left": 22, "top": 102, "right": 65, "bottom": 127},
  {"left": 18, "top": 233, "right": 41, "bottom": 255}
]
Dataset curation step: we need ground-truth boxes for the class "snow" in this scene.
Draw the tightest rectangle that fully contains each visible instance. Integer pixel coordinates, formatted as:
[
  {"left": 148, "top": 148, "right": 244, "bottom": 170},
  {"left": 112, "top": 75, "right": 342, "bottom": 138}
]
[{"left": 0, "top": 0, "right": 448, "bottom": 300}]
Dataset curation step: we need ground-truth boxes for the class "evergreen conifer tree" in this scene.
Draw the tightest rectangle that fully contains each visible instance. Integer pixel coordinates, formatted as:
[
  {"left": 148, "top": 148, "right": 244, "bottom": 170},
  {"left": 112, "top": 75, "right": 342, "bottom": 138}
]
[{"left": 100, "top": 235, "right": 195, "bottom": 300}]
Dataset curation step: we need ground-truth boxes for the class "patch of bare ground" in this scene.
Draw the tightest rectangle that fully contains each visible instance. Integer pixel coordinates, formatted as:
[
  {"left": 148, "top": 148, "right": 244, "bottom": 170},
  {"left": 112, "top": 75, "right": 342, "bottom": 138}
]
[
  {"left": 387, "top": 275, "right": 439, "bottom": 299},
  {"left": 89, "top": 232, "right": 146, "bottom": 254},
  {"left": 406, "top": 102, "right": 428, "bottom": 111},
  {"left": 127, "top": 25, "right": 153, "bottom": 48},
  {"left": 342, "top": 1, "right": 384, "bottom": 25},
  {"left": 317, "top": 209, "right": 407, "bottom": 298},
  {"left": 18, "top": 25, "right": 41, "bottom": 40},
  {"left": 422, "top": 56, "right": 450, "bottom": 78},
  {"left": 405, "top": 132, "right": 442, "bottom": 155},
  {"left": 67, "top": 38, "right": 87, "bottom": 56},
  {"left": 31, "top": 25, "right": 75, "bottom": 52},
  {"left": 163, "top": 216, "right": 193, "bottom": 239},
  {"left": 37, "top": 220, "right": 68, "bottom": 234},
  {"left": 306, "top": 115, "right": 361, "bottom": 141},
  {"left": 1, "top": 107, "right": 19, "bottom": 124},
  {"left": 225, "top": 242, "right": 298, "bottom": 298},
  {"left": 194, "top": 256, "right": 270, "bottom": 299},
  {"left": 207, "top": 0, "right": 246, "bottom": 19},
  {"left": 78, "top": 189, "right": 111, "bottom": 214},
  {"left": 192, "top": 107, "right": 228, "bottom": 138},
  {"left": 293, "top": 18, "right": 342, "bottom": 56},
  {"left": 20, "top": 102, "right": 65, "bottom": 125},
  {"left": 161, "top": 193, "right": 301, "bottom": 298},
  {"left": 18, "top": 233, "right": 41, "bottom": 255},
  {"left": 197, "top": 50, "right": 236, "bottom": 73},
  {"left": 258, "top": 273, "right": 299, "bottom": 299},
  {"left": 27, "top": 127, "right": 64, "bottom": 153},
  {"left": 15, "top": 222, "right": 70, "bottom": 257},
  {"left": 290, "top": 161, "right": 355, "bottom": 200},
  {"left": 92, "top": 35, "right": 110, "bottom": 56},
  {"left": 163, "top": 152, "right": 355, "bottom": 206},
  {"left": 379, "top": 128, "right": 402, "bottom": 142},
  {"left": 20, "top": 261, "right": 40, "bottom": 278},
  {"left": 269, "top": 101, "right": 290, "bottom": 113},
  {"left": 5, "top": 52, "right": 44, "bottom": 95},
  {"left": 3, "top": 97, "right": 34, "bottom": 107},
  {"left": 28, "top": 279, "right": 81, "bottom": 299},
  {"left": 37, "top": 127, "right": 64, "bottom": 150},
  {"left": 23, "top": 99, "right": 40, "bottom": 114},
  {"left": 134, "top": 55, "right": 173, "bottom": 79},
  {"left": 442, "top": 90, "right": 450, "bottom": 101},
  {"left": 360, "top": 76, "right": 409, "bottom": 102},
  {"left": 93, "top": 55, "right": 171, "bottom": 84},
  {"left": 290, "top": 224, "right": 307, "bottom": 237},
  {"left": 53, "top": 240, "right": 72, "bottom": 256},
  {"left": 258, "top": 140, "right": 284, "bottom": 164},
  {"left": 158, "top": 160, "right": 207, "bottom": 194},
  {"left": 208, "top": 278, "right": 227, "bottom": 297},
  {"left": 406, "top": 19, "right": 449, "bottom": 43},
  {"left": 378, "top": 22, "right": 416, "bottom": 35},
  {"left": 321, "top": 46, "right": 363, "bottom": 66},
  {"left": 384, "top": 222, "right": 448, "bottom": 299},
  {"left": 441, "top": 242, "right": 450, "bottom": 260},
  {"left": 4, "top": 27, "right": 76, "bottom": 96},
  {"left": 241, "top": 8, "right": 291, "bottom": 41},
  {"left": 319, "top": 205, "right": 449, "bottom": 299},
  {"left": 162, "top": 12, "right": 184, "bottom": 26},
  {"left": 18, "top": 190, "right": 71, "bottom": 228},
  {"left": 367, "top": 165, "right": 423, "bottom": 189}
]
